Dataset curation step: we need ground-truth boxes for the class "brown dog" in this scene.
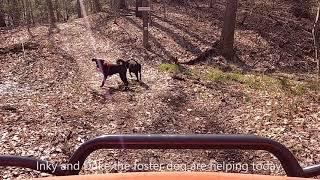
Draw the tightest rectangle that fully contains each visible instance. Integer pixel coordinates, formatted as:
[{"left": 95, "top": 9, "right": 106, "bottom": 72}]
[{"left": 92, "top": 58, "right": 128, "bottom": 87}]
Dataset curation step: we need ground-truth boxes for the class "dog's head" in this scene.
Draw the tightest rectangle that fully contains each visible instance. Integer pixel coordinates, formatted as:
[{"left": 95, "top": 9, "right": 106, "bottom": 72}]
[
  {"left": 92, "top": 58, "right": 104, "bottom": 68},
  {"left": 92, "top": 58, "right": 105, "bottom": 73},
  {"left": 116, "top": 59, "right": 129, "bottom": 68}
]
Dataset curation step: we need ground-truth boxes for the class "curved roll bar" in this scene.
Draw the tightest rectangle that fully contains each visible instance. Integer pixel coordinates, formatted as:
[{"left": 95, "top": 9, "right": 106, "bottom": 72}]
[{"left": 0, "top": 134, "right": 319, "bottom": 177}]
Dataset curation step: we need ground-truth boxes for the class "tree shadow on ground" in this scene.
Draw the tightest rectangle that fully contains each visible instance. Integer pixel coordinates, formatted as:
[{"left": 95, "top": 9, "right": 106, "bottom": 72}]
[
  {"left": 124, "top": 16, "right": 177, "bottom": 62},
  {"left": 151, "top": 20, "right": 203, "bottom": 55},
  {"left": 138, "top": 81, "right": 150, "bottom": 90},
  {"left": 181, "top": 41, "right": 253, "bottom": 73},
  {"left": 158, "top": 1, "right": 225, "bottom": 24},
  {"left": 235, "top": 1, "right": 315, "bottom": 74},
  {"left": 156, "top": 1, "right": 316, "bottom": 74},
  {"left": 144, "top": 79, "right": 255, "bottom": 173},
  {"left": 109, "top": 85, "right": 135, "bottom": 93},
  {"left": 152, "top": 14, "right": 214, "bottom": 46}
]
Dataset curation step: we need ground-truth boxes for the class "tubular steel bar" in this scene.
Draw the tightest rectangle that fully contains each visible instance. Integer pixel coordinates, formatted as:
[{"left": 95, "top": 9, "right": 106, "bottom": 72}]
[
  {"left": 0, "top": 155, "right": 65, "bottom": 176},
  {"left": 0, "top": 134, "right": 320, "bottom": 178},
  {"left": 67, "top": 134, "right": 304, "bottom": 176},
  {"left": 303, "top": 164, "right": 320, "bottom": 178}
]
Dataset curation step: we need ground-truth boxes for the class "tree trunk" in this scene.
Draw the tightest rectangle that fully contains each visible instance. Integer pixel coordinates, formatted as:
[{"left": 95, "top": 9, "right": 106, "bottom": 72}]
[
  {"left": 21, "top": 0, "right": 27, "bottom": 26},
  {"left": 11, "top": 0, "right": 21, "bottom": 26},
  {"left": 63, "top": 0, "right": 69, "bottom": 21},
  {"left": 162, "top": 0, "right": 166, "bottom": 18},
  {"left": 149, "top": 0, "right": 152, "bottom": 25},
  {"left": 209, "top": 0, "right": 214, "bottom": 8},
  {"left": 0, "top": 12, "right": 5, "bottom": 27},
  {"left": 142, "top": 0, "right": 149, "bottom": 48},
  {"left": 55, "top": 0, "right": 62, "bottom": 22},
  {"left": 0, "top": 0, "right": 6, "bottom": 27},
  {"left": 220, "top": 0, "right": 238, "bottom": 58},
  {"left": 34, "top": 0, "right": 44, "bottom": 24},
  {"left": 313, "top": 2, "right": 320, "bottom": 82},
  {"left": 76, "top": 0, "right": 83, "bottom": 18},
  {"left": 112, "top": 0, "right": 126, "bottom": 9},
  {"left": 27, "top": 0, "right": 35, "bottom": 26},
  {"left": 136, "top": 0, "right": 143, "bottom": 17},
  {"left": 46, "top": 0, "right": 56, "bottom": 26},
  {"left": 119, "top": 0, "right": 126, "bottom": 9},
  {"left": 93, "top": 0, "right": 101, "bottom": 13}
]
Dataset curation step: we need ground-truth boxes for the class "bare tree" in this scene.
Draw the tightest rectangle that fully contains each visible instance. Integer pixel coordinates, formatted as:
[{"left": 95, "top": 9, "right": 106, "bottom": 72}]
[
  {"left": 220, "top": 0, "right": 238, "bottom": 58},
  {"left": 0, "top": 12, "right": 4, "bottom": 27},
  {"left": 209, "top": 0, "right": 214, "bottom": 8},
  {"left": 62, "top": 0, "right": 69, "bottom": 21},
  {"left": 46, "top": 0, "right": 56, "bottom": 26},
  {"left": 34, "top": 0, "right": 45, "bottom": 24},
  {"left": 142, "top": 0, "right": 149, "bottom": 48},
  {"left": 76, "top": 0, "right": 83, "bottom": 18},
  {"left": 10, "top": 0, "right": 21, "bottom": 26},
  {"left": 21, "top": 0, "right": 28, "bottom": 26},
  {"left": 136, "top": 0, "right": 143, "bottom": 17},
  {"left": 312, "top": 2, "right": 320, "bottom": 83},
  {"left": 119, "top": 0, "right": 126, "bottom": 9},
  {"left": 0, "top": 0, "right": 5, "bottom": 27},
  {"left": 26, "top": 0, "right": 35, "bottom": 26},
  {"left": 54, "top": 0, "right": 64, "bottom": 22},
  {"left": 111, "top": 0, "right": 126, "bottom": 9},
  {"left": 162, "top": 0, "right": 167, "bottom": 18},
  {"left": 93, "top": 0, "right": 101, "bottom": 13}
]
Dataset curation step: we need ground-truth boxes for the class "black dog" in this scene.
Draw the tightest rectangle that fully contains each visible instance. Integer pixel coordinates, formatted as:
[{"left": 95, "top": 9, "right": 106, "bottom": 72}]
[
  {"left": 92, "top": 58, "right": 128, "bottom": 87},
  {"left": 116, "top": 59, "right": 142, "bottom": 81}
]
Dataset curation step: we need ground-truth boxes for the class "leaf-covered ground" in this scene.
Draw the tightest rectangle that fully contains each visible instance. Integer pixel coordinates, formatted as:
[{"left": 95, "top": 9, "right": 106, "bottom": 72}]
[{"left": 0, "top": 1, "right": 319, "bottom": 179}]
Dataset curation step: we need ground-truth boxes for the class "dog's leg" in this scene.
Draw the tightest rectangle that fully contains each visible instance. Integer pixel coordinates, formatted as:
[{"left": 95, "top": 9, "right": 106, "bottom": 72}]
[
  {"left": 135, "top": 72, "right": 139, "bottom": 82},
  {"left": 120, "top": 73, "right": 129, "bottom": 87},
  {"left": 100, "top": 76, "right": 107, "bottom": 87}
]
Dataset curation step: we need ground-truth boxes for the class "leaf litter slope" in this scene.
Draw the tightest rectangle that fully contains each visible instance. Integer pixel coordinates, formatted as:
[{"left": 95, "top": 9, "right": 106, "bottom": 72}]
[{"left": 0, "top": 7, "right": 319, "bottom": 180}]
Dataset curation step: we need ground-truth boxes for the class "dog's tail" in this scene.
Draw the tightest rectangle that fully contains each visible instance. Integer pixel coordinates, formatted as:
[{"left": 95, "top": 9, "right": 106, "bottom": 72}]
[{"left": 139, "top": 65, "right": 142, "bottom": 81}]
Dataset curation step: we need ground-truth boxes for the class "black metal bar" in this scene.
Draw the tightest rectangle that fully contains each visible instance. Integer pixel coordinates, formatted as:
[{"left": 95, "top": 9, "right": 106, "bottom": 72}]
[
  {"left": 0, "top": 134, "right": 319, "bottom": 178},
  {"left": 0, "top": 155, "right": 65, "bottom": 176},
  {"left": 303, "top": 164, "right": 320, "bottom": 178},
  {"left": 66, "top": 134, "right": 304, "bottom": 177}
]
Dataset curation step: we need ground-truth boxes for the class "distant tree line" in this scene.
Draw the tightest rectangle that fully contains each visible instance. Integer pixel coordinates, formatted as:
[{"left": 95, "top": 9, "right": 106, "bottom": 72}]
[
  {"left": 0, "top": 0, "right": 224, "bottom": 28},
  {"left": 1, "top": 0, "right": 316, "bottom": 64},
  {"left": 0, "top": 0, "right": 241, "bottom": 59},
  {"left": 0, "top": 0, "right": 134, "bottom": 27}
]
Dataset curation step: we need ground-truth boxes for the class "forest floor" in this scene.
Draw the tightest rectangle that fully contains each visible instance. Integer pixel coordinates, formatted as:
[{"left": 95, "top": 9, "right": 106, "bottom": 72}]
[{"left": 0, "top": 1, "right": 319, "bottom": 179}]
